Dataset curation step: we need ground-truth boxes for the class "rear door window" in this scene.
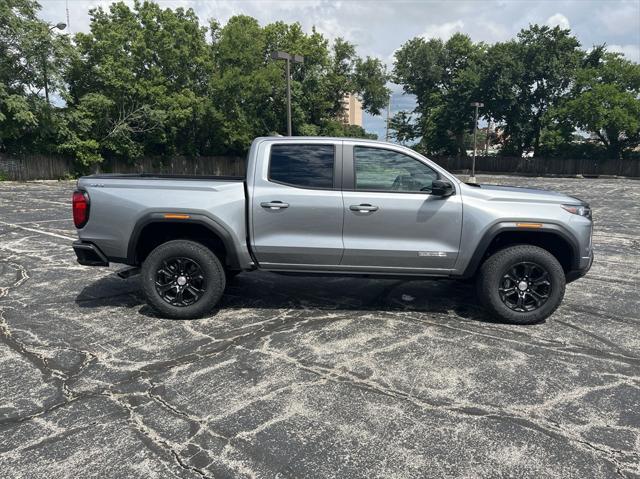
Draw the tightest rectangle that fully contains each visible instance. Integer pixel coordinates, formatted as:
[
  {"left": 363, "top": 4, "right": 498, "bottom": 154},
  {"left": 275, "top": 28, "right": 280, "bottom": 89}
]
[{"left": 269, "top": 144, "right": 335, "bottom": 189}]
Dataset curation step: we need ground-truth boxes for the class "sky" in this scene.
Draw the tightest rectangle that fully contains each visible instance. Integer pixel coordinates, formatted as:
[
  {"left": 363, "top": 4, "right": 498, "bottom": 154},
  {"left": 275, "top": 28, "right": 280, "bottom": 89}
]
[{"left": 39, "top": 0, "right": 640, "bottom": 139}]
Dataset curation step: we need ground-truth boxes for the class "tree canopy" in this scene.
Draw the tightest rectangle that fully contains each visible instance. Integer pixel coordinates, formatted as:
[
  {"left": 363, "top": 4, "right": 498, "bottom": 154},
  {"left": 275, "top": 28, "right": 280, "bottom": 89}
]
[
  {"left": 392, "top": 25, "right": 640, "bottom": 159},
  {"left": 1, "top": 0, "right": 639, "bottom": 168},
  {"left": 1, "top": 0, "right": 389, "bottom": 166}
]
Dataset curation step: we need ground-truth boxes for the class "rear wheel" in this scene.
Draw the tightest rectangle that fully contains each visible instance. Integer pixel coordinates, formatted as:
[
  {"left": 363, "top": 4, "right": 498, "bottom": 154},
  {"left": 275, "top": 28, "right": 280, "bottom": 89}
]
[
  {"left": 141, "top": 240, "right": 225, "bottom": 319},
  {"left": 477, "top": 245, "right": 565, "bottom": 324}
]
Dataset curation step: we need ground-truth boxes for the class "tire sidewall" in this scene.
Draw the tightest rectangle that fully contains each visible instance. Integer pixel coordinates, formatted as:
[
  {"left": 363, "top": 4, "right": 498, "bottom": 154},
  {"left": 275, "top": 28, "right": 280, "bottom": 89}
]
[
  {"left": 479, "top": 245, "right": 566, "bottom": 324},
  {"left": 141, "top": 240, "right": 225, "bottom": 319}
]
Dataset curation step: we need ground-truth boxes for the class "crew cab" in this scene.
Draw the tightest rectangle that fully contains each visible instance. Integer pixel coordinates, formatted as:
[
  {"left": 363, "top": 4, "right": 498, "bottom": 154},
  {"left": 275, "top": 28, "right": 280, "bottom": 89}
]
[{"left": 72, "top": 137, "right": 593, "bottom": 324}]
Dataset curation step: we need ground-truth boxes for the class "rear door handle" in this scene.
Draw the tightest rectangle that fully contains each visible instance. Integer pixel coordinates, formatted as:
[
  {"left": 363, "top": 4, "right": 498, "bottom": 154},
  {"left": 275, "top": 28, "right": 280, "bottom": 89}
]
[
  {"left": 350, "top": 204, "right": 379, "bottom": 212},
  {"left": 261, "top": 201, "right": 289, "bottom": 210}
]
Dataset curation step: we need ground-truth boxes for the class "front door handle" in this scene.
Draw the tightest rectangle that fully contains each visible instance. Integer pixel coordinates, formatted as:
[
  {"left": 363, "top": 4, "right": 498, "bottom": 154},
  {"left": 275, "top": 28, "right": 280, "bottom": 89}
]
[
  {"left": 261, "top": 201, "right": 289, "bottom": 210},
  {"left": 350, "top": 204, "right": 379, "bottom": 212}
]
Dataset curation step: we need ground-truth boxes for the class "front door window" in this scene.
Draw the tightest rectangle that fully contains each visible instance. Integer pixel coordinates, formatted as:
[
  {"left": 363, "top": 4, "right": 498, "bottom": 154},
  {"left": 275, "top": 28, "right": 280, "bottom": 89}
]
[{"left": 354, "top": 146, "right": 439, "bottom": 193}]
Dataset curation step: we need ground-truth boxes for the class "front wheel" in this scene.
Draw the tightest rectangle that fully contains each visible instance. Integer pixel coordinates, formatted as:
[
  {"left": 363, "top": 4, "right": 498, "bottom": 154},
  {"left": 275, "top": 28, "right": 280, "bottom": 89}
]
[
  {"left": 477, "top": 245, "right": 566, "bottom": 324},
  {"left": 141, "top": 240, "right": 225, "bottom": 319}
]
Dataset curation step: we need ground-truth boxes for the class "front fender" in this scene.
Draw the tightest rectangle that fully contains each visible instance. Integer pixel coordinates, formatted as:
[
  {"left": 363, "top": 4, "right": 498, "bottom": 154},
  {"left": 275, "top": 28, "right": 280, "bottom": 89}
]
[{"left": 458, "top": 222, "right": 581, "bottom": 279}]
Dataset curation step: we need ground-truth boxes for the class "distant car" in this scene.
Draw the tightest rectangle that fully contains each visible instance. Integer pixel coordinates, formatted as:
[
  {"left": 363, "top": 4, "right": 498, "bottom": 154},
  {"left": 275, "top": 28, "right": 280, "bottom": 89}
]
[{"left": 72, "top": 137, "right": 593, "bottom": 324}]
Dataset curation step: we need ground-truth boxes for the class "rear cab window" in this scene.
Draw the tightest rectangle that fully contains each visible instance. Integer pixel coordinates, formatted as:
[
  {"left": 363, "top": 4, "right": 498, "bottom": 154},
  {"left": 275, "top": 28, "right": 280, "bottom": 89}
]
[{"left": 269, "top": 144, "right": 335, "bottom": 189}]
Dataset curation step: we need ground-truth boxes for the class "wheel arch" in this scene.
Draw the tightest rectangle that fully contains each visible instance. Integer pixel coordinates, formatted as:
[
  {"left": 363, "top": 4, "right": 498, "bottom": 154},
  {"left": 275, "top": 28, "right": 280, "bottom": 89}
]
[
  {"left": 127, "top": 213, "right": 241, "bottom": 269},
  {"left": 462, "top": 223, "right": 580, "bottom": 279}
]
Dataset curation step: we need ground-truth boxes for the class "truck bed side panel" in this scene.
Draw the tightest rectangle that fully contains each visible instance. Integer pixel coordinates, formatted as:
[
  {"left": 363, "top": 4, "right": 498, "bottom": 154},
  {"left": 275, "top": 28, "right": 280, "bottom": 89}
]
[{"left": 76, "top": 177, "right": 251, "bottom": 267}]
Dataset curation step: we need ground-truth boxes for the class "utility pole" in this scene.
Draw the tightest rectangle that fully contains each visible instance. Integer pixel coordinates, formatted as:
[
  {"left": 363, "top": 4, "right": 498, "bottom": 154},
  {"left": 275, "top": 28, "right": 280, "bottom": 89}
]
[
  {"left": 65, "top": 0, "right": 71, "bottom": 33},
  {"left": 43, "top": 22, "right": 67, "bottom": 105},
  {"left": 469, "top": 102, "right": 484, "bottom": 184},
  {"left": 43, "top": 53, "right": 49, "bottom": 104},
  {"left": 271, "top": 51, "right": 304, "bottom": 136},
  {"left": 385, "top": 95, "right": 391, "bottom": 142}
]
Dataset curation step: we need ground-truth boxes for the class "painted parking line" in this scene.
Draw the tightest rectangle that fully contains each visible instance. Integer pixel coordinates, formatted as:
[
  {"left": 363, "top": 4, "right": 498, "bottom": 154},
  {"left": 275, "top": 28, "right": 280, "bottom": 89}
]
[
  {"left": 0, "top": 220, "right": 76, "bottom": 241},
  {"left": 13, "top": 218, "right": 72, "bottom": 225}
]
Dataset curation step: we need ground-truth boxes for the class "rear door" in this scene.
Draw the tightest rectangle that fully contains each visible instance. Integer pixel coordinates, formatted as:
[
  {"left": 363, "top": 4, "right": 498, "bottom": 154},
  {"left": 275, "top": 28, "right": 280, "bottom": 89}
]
[
  {"left": 250, "top": 140, "right": 344, "bottom": 268},
  {"left": 341, "top": 143, "right": 463, "bottom": 272}
]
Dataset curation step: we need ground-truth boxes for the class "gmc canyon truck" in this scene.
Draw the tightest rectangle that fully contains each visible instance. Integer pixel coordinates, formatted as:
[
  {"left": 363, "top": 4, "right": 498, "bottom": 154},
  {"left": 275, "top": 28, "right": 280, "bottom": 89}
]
[{"left": 72, "top": 137, "right": 593, "bottom": 324}]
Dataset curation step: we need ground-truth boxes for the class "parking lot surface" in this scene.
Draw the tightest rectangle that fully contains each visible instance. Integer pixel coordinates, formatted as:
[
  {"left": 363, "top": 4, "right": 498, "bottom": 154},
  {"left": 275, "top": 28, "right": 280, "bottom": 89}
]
[{"left": 0, "top": 175, "right": 638, "bottom": 478}]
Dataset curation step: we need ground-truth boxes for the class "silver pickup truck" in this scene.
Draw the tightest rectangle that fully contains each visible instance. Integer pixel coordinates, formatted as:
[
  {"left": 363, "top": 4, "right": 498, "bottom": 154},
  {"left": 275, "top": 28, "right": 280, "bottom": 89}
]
[{"left": 72, "top": 137, "right": 593, "bottom": 324}]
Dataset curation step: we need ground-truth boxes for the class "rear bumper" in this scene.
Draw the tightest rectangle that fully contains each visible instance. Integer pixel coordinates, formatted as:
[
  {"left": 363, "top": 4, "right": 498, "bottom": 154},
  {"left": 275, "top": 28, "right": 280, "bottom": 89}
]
[
  {"left": 73, "top": 241, "right": 109, "bottom": 267},
  {"left": 566, "top": 251, "right": 593, "bottom": 283}
]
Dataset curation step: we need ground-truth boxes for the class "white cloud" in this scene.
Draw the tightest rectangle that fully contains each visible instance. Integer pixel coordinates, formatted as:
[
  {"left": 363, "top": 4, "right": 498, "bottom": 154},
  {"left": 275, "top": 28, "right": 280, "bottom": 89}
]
[
  {"left": 608, "top": 44, "right": 640, "bottom": 63},
  {"left": 314, "top": 17, "right": 358, "bottom": 44},
  {"left": 546, "top": 13, "right": 570, "bottom": 30},
  {"left": 481, "top": 21, "right": 511, "bottom": 43},
  {"left": 421, "top": 20, "right": 465, "bottom": 40},
  {"left": 36, "top": 0, "right": 639, "bottom": 68},
  {"left": 599, "top": 3, "right": 640, "bottom": 35}
]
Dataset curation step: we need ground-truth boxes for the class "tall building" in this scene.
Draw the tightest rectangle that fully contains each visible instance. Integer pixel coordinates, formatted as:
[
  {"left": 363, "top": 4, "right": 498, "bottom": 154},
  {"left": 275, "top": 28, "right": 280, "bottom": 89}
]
[{"left": 341, "top": 93, "right": 363, "bottom": 127}]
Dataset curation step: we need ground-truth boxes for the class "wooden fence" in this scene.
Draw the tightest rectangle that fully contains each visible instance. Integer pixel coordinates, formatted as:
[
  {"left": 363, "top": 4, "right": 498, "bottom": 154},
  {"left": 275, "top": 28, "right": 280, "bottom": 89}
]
[
  {"left": 431, "top": 155, "right": 640, "bottom": 178},
  {"left": 1, "top": 152, "right": 639, "bottom": 181},
  {"left": 0, "top": 153, "right": 246, "bottom": 181},
  {"left": 103, "top": 156, "right": 246, "bottom": 177},
  {"left": 0, "top": 153, "right": 75, "bottom": 181}
]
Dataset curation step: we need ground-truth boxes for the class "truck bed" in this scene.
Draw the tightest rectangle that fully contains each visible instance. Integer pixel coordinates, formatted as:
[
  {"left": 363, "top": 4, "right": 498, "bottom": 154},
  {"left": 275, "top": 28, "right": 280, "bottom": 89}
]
[
  {"left": 83, "top": 173, "right": 245, "bottom": 181},
  {"left": 76, "top": 174, "right": 250, "bottom": 266}
]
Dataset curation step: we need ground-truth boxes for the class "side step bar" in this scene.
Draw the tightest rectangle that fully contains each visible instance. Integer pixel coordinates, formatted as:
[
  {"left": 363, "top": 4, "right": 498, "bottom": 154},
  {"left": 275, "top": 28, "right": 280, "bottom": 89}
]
[{"left": 117, "top": 267, "right": 140, "bottom": 279}]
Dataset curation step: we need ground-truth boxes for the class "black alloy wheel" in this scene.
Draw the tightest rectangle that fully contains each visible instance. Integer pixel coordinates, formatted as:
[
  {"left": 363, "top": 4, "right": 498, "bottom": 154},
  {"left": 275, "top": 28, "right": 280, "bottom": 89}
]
[
  {"left": 141, "top": 240, "right": 226, "bottom": 319},
  {"left": 155, "top": 257, "right": 206, "bottom": 307},
  {"left": 498, "top": 261, "right": 551, "bottom": 312},
  {"left": 476, "top": 245, "right": 566, "bottom": 324}
]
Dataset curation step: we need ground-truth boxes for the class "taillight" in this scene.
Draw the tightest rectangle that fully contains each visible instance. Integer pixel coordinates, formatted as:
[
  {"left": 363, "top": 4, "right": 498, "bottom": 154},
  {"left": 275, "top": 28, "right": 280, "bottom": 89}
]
[{"left": 72, "top": 190, "right": 90, "bottom": 228}]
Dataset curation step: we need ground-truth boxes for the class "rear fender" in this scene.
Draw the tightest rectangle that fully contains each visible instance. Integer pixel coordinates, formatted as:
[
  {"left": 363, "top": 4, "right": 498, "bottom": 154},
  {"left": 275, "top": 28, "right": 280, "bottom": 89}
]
[{"left": 127, "top": 213, "right": 242, "bottom": 268}]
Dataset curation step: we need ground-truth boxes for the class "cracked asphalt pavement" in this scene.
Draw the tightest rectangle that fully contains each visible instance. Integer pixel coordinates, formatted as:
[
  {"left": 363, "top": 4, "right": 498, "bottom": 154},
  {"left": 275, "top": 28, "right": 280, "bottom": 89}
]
[{"left": 0, "top": 175, "right": 638, "bottom": 478}]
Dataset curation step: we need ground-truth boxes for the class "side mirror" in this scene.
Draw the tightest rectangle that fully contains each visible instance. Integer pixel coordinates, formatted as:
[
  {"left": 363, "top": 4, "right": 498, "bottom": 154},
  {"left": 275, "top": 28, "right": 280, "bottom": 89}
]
[{"left": 431, "top": 180, "right": 454, "bottom": 197}]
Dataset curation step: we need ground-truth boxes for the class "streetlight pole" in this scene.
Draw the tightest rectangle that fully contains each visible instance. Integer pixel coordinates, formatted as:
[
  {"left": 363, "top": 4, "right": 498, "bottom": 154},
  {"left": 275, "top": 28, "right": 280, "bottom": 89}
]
[
  {"left": 469, "top": 101, "right": 484, "bottom": 184},
  {"left": 285, "top": 57, "right": 292, "bottom": 136},
  {"left": 43, "top": 22, "right": 67, "bottom": 105},
  {"left": 271, "top": 51, "right": 304, "bottom": 136},
  {"left": 385, "top": 95, "right": 391, "bottom": 142},
  {"left": 43, "top": 52, "right": 49, "bottom": 105}
]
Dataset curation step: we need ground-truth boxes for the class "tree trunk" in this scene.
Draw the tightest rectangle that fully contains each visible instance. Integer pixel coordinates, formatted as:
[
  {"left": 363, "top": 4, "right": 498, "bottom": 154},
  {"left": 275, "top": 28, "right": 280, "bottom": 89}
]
[
  {"left": 455, "top": 131, "right": 467, "bottom": 160},
  {"left": 532, "top": 112, "right": 543, "bottom": 157},
  {"left": 605, "top": 128, "right": 622, "bottom": 161}
]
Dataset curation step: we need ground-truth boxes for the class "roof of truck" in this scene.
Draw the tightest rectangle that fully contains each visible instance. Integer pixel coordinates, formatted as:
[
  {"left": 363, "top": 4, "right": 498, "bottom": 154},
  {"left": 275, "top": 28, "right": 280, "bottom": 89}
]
[{"left": 255, "top": 136, "right": 400, "bottom": 146}]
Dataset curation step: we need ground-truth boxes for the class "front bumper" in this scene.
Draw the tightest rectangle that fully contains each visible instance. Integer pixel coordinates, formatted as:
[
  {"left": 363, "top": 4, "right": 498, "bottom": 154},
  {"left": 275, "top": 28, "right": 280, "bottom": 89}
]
[
  {"left": 566, "top": 251, "right": 593, "bottom": 283},
  {"left": 73, "top": 241, "right": 109, "bottom": 267}
]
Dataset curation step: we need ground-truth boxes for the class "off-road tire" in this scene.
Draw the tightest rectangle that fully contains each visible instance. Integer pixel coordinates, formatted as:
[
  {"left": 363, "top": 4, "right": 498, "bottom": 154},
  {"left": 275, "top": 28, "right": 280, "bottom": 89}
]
[
  {"left": 141, "top": 240, "right": 225, "bottom": 319},
  {"left": 477, "top": 245, "right": 565, "bottom": 324}
]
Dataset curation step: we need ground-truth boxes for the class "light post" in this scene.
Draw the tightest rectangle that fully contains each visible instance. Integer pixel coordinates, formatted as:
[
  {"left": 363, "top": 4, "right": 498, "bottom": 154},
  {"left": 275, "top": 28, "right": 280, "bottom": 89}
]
[
  {"left": 385, "top": 95, "right": 391, "bottom": 142},
  {"left": 43, "top": 22, "right": 67, "bottom": 105},
  {"left": 469, "top": 101, "right": 484, "bottom": 184},
  {"left": 271, "top": 51, "right": 304, "bottom": 136}
]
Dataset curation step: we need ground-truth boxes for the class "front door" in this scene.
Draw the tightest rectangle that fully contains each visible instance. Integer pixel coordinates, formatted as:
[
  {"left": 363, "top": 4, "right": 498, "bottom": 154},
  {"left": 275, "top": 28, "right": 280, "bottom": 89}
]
[
  {"left": 341, "top": 145, "right": 463, "bottom": 272},
  {"left": 251, "top": 141, "right": 344, "bottom": 268}
]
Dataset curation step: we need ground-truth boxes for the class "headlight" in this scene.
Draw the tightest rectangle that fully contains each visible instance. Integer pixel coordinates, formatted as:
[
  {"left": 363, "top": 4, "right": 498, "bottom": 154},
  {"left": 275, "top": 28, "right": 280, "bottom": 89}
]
[{"left": 562, "top": 204, "right": 592, "bottom": 220}]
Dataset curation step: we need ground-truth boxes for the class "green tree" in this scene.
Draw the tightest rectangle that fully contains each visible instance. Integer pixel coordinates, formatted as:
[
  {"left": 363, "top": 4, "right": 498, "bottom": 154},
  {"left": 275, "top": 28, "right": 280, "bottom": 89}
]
[
  {"left": 388, "top": 110, "right": 417, "bottom": 145},
  {"left": 394, "top": 33, "right": 484, "bottom": 157},
  {"left": 64, "top": 2, "right": 389, "bottom": 163},
  {"left": 63, "top": 1, "right": 217, "bottom": 164},
  {"left": 556, "top": 49, "right": 640, "bottom": 159},
  {"left": 481, "top": 25, "right": 581, "bottom": 156},
  {"left": 0, "top": 0, "right": 72, "bottom": 153},
  {"left": 211, "top": 17, "right": 388, "bottom": 149}
]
